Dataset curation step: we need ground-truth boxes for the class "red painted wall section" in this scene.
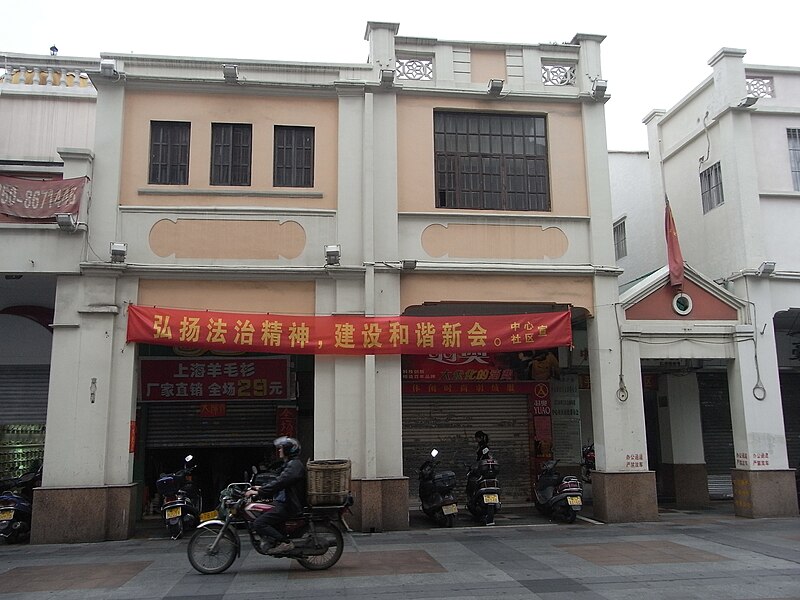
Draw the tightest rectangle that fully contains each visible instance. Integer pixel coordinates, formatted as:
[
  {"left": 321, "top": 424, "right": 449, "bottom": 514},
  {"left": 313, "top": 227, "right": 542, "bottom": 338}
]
[{"left": 625, "top": 279, "right": 738, "bottom": 321}]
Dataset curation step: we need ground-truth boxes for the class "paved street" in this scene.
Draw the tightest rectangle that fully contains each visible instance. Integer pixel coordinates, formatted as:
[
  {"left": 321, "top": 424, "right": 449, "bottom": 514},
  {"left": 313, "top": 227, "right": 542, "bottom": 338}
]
[{"left": 1, "top": 502, "right": 799, "bottom": 599}]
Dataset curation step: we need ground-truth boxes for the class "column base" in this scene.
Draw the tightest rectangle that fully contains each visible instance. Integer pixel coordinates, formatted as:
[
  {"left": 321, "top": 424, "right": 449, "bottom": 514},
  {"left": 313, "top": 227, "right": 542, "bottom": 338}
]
[
  {"left": 732, "top": 469, "right": 799, "bottom": 518},
  {"left": 592, "top": 471, "right": 658, "bottom": 522},
  {"left": 31, "top": 484, "right": 139, "bottom": 544},
  {"left": 349, "top": 477, "right": 409, "bottom": 532},
  {"left": 662, "top": 463, "right": 710, "bottom": 509}
]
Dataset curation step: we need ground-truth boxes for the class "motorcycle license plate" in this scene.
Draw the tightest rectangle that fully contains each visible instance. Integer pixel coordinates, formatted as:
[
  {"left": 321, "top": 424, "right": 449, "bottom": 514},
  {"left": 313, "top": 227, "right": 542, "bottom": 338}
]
[
  {"left": 483, "top": 493, "right": 499, "bottom": 504},
  {"left": 200, "top": 510, "right": 218, "bottom": 521},
  {"left": 0, "top": 510, "right": 12, "bottom": 520},
  {"left": 442, "top": 504, "right": 458, "bottom": 515},
  {"left": 166, "top": 507, "right": 182, "bottom": 519},
  {"left": 567, "top": 496, "right": 582, "bottom": 507}
]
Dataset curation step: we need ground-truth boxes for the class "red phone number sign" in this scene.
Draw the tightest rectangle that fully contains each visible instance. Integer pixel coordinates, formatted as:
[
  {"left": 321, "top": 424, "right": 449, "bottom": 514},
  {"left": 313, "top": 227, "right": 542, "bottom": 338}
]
[
  {"left": 139, "top": 357, "right": 289, "bottom": 402},
  {"left": 127, "top": 305, "right": 572, "bottom": 356}
]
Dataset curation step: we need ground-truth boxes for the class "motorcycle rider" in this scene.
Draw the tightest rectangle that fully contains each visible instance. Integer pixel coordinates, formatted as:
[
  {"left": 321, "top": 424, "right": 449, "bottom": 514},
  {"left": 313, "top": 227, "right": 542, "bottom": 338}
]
[
  {"left": 246, "top": 436, "right": 306, "bottom": 554},
  {"left": 474, "top": 430, "right": 490, "bottom": 461}
]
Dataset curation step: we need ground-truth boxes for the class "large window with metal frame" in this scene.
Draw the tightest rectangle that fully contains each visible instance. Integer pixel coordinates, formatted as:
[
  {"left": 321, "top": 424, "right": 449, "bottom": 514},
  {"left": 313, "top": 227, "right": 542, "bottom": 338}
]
[
  {"left": 434, "top": 112, "right": 550, "bottom": 211},
  {"left": 613, "top": 218, "right": 627, "bottom": 260},
  {"left": 700, "top": 162, "right": 724, "bottom": 214},
  {"left": 211, "top": 123, "right": 252, "bottom": 186},
  {"left": 274, "top": 126, "right": 314, "bottom": 187},
  {"left": 789, "top": 129, "right": 800, "bottom": 191},
  {"left": 149, "top": 121, "right": 190, "bottom": 185}
]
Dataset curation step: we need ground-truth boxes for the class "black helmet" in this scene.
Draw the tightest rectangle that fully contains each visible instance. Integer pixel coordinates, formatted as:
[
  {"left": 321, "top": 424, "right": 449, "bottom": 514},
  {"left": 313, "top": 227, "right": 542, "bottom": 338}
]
[
  {"left": 274, "top": 436, "right": 301, "bottom": 457},
  {"left": 474, "top": 430, "right": 489, "bottom": 445}
]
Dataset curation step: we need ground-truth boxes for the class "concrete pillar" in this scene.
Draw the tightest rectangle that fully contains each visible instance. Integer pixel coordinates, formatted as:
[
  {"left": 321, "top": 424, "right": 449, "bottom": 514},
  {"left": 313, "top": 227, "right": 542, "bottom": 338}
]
[
  {"left": 588, "top": 287, "right": 658, "bottom": 522},
  {"left": 660, "top": 374, "right": 709, "bottom": 508}
]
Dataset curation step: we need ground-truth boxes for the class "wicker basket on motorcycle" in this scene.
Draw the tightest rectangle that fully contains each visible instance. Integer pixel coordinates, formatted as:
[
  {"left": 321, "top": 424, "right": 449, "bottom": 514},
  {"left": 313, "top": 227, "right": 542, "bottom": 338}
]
[{"left": 306, "top": 459, "right": 351, "bottom": 505}]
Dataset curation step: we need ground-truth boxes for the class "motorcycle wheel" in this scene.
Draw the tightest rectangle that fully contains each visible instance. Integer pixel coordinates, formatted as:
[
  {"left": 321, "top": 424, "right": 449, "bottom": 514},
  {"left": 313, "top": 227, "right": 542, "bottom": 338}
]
[
  {"left": 187, "top": 524, "right": 238, "bottom": 575},
  {"left": 485, "top": 505, "right": 495, "bottom": 525},
  {"left": 564, "top": 508, "right": 577, "bottom": 524},
  {"left": 295, "top": 522, "right": 344, "bottom": 571}
]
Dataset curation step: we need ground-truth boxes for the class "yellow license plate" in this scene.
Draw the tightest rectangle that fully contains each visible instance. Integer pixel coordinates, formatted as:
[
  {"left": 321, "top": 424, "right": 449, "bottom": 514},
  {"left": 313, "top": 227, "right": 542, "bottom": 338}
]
[
  {"left": 0, "top": 509, "right": 13, "bottom": 520},
  {"left": 442, "top": 504, "right": 458, "bottom": 515},
  {"left": 166, "top": 507, "right": 182, "bottom": 519},
  {"left": 483, "top": 494, "right": 499, "bottom": 504},
  {"left": 567, "top": 496, "right": 582, "bottom": 506},
  {"left": 200, "top": 510, "right": 218, "bottom": 521}
]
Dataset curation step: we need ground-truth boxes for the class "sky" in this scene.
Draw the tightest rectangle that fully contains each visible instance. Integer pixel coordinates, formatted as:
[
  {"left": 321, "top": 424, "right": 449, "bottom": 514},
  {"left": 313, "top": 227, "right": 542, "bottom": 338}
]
[{"left": 2, "top": 0, "right": 796, "bottom": 150}]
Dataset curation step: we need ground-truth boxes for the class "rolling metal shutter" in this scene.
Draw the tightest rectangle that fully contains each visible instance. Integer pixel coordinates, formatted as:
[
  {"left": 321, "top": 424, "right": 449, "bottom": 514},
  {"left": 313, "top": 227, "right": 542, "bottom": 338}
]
[
  {"left": 780, "top": 372, "right": 800, "bottom": 468},
  {"left": 0, "top": 364, "right": 50, "bottom": 425},
  {"left": 402, "top": 395, "right": 532, "bottom": 504},
  {"left": 142, "top": 401, "right": 277, "bottom": 448},
  {"left": 698, "top": 372, "right": 734, "bottom": 498}
]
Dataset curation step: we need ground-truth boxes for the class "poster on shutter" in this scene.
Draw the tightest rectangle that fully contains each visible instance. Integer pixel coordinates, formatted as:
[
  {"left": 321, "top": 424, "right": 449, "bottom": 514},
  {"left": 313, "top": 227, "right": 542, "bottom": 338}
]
[{"left": 550, "top": 375, "right": 581, "bottom": 463}]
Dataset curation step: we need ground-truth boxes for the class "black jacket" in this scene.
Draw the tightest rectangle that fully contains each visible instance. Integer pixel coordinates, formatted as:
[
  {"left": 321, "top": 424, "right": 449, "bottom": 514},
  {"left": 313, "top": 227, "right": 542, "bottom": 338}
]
[{"left": 258, "top": 457, "right": 306, "bottom": 514}]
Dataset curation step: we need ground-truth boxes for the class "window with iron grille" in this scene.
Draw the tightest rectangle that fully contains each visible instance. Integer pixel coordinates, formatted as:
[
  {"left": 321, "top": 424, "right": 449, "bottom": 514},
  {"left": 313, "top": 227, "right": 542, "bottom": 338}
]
[
  {"left": 274, "top": 126, "right": 314, "bottom": 187},
  {"left": 211, "top": 123, "right": 252, "bottom": 186},
  {"left": 700, "top": 162, "right": 724, "bottom": 214},
  {"left": 149, "top": 121, "right": 190, "bottom": 185},
  {"left": 613, "top": 218, "right": 627, "bottom": 260},
  {"left": 789, "top": 129, "right": 800, "bottom": 191},
  {"left": 434, "top": 112, "right": 550, "bottom": 211}
]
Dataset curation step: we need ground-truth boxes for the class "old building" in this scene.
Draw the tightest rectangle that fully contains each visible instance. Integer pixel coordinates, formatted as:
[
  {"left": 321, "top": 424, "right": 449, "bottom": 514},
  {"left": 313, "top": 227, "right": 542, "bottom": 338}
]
[{"left": 610, "top": 48, "right": 800, "bottom": 517}]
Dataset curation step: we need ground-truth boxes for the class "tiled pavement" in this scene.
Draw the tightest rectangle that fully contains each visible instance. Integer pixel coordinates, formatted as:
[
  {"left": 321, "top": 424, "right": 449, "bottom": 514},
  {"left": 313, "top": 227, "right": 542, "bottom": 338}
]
[{"left": 1, "top": 502, "right": 799, "bottom": 599}]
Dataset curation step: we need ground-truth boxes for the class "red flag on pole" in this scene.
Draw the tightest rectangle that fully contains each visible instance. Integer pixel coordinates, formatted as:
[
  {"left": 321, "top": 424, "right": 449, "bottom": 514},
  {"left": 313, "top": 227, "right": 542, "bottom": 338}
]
[{"left": 665, "top": 200, "right": 685, "bottom": 288}]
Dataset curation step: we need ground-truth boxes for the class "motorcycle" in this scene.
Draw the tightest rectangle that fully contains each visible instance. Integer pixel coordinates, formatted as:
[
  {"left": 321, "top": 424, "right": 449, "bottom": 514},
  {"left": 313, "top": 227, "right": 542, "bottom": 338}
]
[
  {"left": 580, "top": 442, "right": 595, "bottom": 484},
  {"left": 465, "top": 446, "right": 501, "bottom": 525},
  {"left": 0, "top": 466, "right": 41, "bottom": 544},
  {"left": 156, "top": 454, "right": 202, "bottom": 540},
  {"left": 418, "top": 449, "right": 458, "bottom": 527},
  {"left": 187, "top": 483, "right": 351, "bottom": 574},
  {"left": 534, "top": 459, "right": 583, "bottom": 523}
]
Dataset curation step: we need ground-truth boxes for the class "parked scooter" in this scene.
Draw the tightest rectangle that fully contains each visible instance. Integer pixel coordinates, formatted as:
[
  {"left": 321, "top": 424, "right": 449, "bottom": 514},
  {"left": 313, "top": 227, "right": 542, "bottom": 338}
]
[
  {"left": 465, "top": 447, "right": 501, "bottom": 525},
  {"left": 187, "top": 479, "right": 352, "bottom": 574},
  {"left": 0, "top": 465, "right": 41, "bottom": 544},
  {"left": 580, "top": 442, "right": 595, "bottom": 484},
  {"left": 156, "top": 454, "right": 202, "bottom": 539},
  {"left": 418, "top": 449, "right": 458, "bottom": 527},
  {"left": 534, "top": 459, "right": 583, "bottom": 523}
]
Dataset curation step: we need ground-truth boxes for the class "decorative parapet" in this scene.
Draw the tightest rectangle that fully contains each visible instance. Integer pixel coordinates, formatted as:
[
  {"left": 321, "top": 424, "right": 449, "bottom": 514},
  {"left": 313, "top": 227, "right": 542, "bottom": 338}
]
[
  {"left": 0, "top": 54, "right": 97, "bottom": 97},
  {"left": 745, "top": 77, "right": 774, "bottom": 98}
]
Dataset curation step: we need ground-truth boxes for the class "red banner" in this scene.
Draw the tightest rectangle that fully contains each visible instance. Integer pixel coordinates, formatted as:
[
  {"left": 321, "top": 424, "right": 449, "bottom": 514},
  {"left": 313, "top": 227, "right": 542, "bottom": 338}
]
[
  {"left": 127, "top": 305, "right": 572, "bottom": 356},
  {"left": 139, "top": 356, "right": 289, "bottom": 402},
  {"left": 0, "top": 176, "right": 86, "bottom": 219}
]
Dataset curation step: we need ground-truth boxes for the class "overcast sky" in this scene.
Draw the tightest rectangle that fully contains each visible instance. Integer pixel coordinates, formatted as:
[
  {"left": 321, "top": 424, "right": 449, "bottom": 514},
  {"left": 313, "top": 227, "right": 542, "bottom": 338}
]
[{"left": 2, "top": 0, "right": 796, "bottom": 150}]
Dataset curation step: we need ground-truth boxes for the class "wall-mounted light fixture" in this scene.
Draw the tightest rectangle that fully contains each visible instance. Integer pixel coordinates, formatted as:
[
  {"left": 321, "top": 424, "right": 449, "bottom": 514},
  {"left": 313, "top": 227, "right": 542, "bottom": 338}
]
[
  {"left": 100, "top": 58, "right": 117, "bottom": 78},
  {"left": 380, "top": 69, "right": 395, "bottom": 87},
  {"left": 591, "top": 78, "right": 608, "bottom": 101},
  {"left": 324, "top": 244, "right": 341, "bottom": 266},
  {"left": 55, "top": 213, "right": 81, "bottom": 233},
  {"left": 756, "top": 261, "right": 776, "bottom": 276},
  {"left": 738, "top": 96, "right": 758, "bottom": 108},
  {"left": 222, "top": 64, "right": 240, "bottom": 84},
  {"left": 109, "top": 242, "right": 128, "bottom": 263},
  {"left": 487, "top": 79, "right": 504, "bottom": 97}
]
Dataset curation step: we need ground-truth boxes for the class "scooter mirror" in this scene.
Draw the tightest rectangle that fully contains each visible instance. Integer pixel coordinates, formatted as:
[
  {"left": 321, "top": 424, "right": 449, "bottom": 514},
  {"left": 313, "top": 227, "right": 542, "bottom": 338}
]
[
  {"left": 430, "top": 449, "right": 439, "bottom": 458},
  {"left": 184, "top": 454, "right": 193, "bottom": 462}
]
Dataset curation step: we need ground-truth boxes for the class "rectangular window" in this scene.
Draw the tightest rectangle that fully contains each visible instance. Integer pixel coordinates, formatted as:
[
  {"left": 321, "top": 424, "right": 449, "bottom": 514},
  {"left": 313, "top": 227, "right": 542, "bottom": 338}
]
[
  {"left": 211, "top": 123, "right": 252, "bottom": 186},
  {"left": 149, "top": 121, "right": 190, "bottom": 185},
  {"left": 700, "top": 162, "right": 724, "bottom": 214},
  {"left": 613, "top": 218, "right": 627, "bottom": 260},
  {"left": 274, "top": 126, "right": 314, "bottom": 187},
  {"left": 789, "top": 129, "right": 800, "bottom": 191},
  {"left": 434, "top": 112, "right": 550, "bottom": 211}
]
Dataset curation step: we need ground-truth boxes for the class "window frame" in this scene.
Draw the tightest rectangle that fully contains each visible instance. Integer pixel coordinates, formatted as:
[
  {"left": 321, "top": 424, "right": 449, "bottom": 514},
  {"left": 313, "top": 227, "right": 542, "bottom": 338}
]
[
  {"left": 700, "top": 161, "right": 724, "bottom": 214},
  {"left": 788, "top": 128, "right": 800, "bottom": 192},
  {"left": 433, "top": 112, "right": 551, "bottom": 211},
  {"left": 210, "top": 123, "right": 252, "bottom": 186},
  {"left": 613, "top": 218, "right": 627, "bottom": 260},
  {"left": 148, "top": 121, "right": 190, "bottom": 185},
  {"left": 273, "top": 125, "right": 315, "bottom": 188}
]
